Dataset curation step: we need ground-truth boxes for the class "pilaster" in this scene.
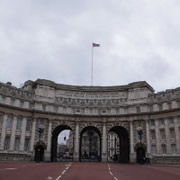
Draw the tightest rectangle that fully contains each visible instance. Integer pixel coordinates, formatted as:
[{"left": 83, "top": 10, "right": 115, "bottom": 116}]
[
  {"left": 174, "top": 117, "right": 180, "bottom": 153},
  {"left": 101, "top": 120, "right": 107, "bottom": 162},
  {"left": 165, "top": 118, "right": 171, "bottom": 154},
  {"left": 9, "top": 116, "right": 17, "bottom": 151},
  {"left": 19, "top": 117, "right": 27, "bottom": 151},
  {"left": 146, "top": 119, "right": 150, "bottom": 153},
  {"left": 30, "top": 118, "right": 36, "bottom": 152},
  {"left": 155, "top": 119, "right": 160, "bottom": 154},
  {"left": 0, "top": 114, "right": 8, "bottom": 150},
  {"left": 73, "top": 120, "right": 79, "bottom": 161}
]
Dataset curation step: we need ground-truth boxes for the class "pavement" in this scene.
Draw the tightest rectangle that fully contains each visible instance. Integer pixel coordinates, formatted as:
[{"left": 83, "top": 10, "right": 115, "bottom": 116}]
[{"left": 0, "top": 162, "right": 179, "bottom": 180}]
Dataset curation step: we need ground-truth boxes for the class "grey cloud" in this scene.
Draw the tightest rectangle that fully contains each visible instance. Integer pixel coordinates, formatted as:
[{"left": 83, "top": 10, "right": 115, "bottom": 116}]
[{"left": 0, "top": 0, "right": 180, "bottom": 92}]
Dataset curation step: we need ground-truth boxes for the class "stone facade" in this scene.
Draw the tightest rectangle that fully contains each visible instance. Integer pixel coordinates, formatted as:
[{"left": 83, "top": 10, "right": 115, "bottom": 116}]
[{"left": 0, "top": 79, "right": 180, "bottom": 164}]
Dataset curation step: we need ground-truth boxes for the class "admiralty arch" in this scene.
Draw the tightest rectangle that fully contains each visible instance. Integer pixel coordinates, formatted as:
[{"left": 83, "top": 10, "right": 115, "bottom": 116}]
[{"left": 0, "top": 79, "right": 180, "bottom": 164}]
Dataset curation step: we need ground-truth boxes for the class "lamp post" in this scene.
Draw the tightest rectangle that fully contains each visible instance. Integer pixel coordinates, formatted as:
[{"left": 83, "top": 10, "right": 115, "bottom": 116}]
[
  {"left": 36, "top": 128, "right": 43, "bottom": 162},
  {"left": 138, "top": 130, "right": 143, "bottom": 144},
  {"left": 38, "top": 128, "right": 44, "bottom": 145}
]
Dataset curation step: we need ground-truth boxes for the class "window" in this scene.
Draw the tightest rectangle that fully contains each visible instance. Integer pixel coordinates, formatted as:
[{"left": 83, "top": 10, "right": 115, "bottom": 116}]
[
  {"left": 1, "top": 96, "right": 5, "bottom": 103},
  {"left": 29, "top": 103, "right": 33, "bottom": 109},
  {"left": 4, "top": 136, "right": 10, "bottom": 150},
  {"left": 159, "top": 104, "right": 162, "bottom": 111},
  {"left": 24, "top": 138, "right": 30, "bottom": 151},
  {"left": 169, "top": 118, "right": 174, "bottom": 125},
  {"left": 124, "top": 107, "right": 128, "bottom": 114},
  {"left": 39, "top": 119, "right": 44, "bottom": 127},
  {"left": 42, "top": 104, "right": 46, "bottom": 111},
  {"left": 171, "top": 144, "right": 176, "bottom": 154},
  {"left": 20, "top": 101, "right": 24, "bottom": 108},
  {"left": 138, "top": 121, "right": 141, "bottom": 127},
  {"left": 26, "top": 119, "right": 31, "bottom": 131},
  {"left": 6, "top": 116, "right": 12, "bottom": 129},
  {"left": 160, "top": 119, "right": 164, "bottom": 126},
  {"left": 162, "top": 144, "right": 167, "bottom": 154},
  {"left": 170, "top": 129, "right": 175, "bottom": 139},
  {"left": 16, "top": 118, "right": 22, "bottom": 130},
  {"left": 10, "top": 99, "right": 14, "bottom": 106},
  {"left": 151, "top": 130, "right": 156, "bottom": 140},
  {"left": 14, "top": 138, "right": 20, "bottom": 151},
  {"left": 151, "top": 145, "right": 156, "bottom": 155},
  {"left": 150, "top": 105, "right": 153, "bottom": 112},
  {"left": 54, "top": 106, "right": 58, "bottom": 113},
  {"left": 160, "top": 129, "right": 165, "bottom": 139},
  {"left": 150, "top": 119, "right": 155, "bottom": 126},
  {"left": 168, "top": 103, "right": 172, "bottom": 110},
  {"left": 136, "top": 106, "right": 140, "bottom": 113}
]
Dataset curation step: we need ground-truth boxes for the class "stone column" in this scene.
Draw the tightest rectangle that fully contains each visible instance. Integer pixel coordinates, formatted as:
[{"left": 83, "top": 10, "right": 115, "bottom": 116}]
[
  {"left": 44, "top": 119, "right": 52, "bottom": 161},
  {"left": 130, "top": 121, "right": 134, "bottom": 153},
  {"left": 30, "top": 118, "right": 36, "bottom": 152},
  {"left": 0, "top": 114, "right": 8, "bottom": 150},
  {"left": 146, "top": 120, "right": 151, "bottom": 154},
  {"left": 130, "top": 120, "right": 136, "bottom": 163},
  {"left": 165, "top": 118, "right": 171, "bottom": 154},
  {"left": 9, "top": 116, "right": 17, "bottom": 151},
  {"left": 174, "top": 117, "right": 180, "bottom": 153},
  {"left": 73, "top": 121, "right": 79, "bottom": 161},
  {"left": 155, "top": 119, "right": 160, "bottom": 154},
  {"left": 47, "top": 120, "right": 52, "bottom": 152},
  {"left": 19, "top": 117, "right": 27, "bottom": 151},
  {"left": 101, "top": 121, "right": 107, "bottom": 162}
]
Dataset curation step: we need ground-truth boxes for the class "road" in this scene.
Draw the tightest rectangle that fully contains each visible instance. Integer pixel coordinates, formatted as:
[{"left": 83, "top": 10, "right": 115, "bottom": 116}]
[{"left": 0, "top": 162, "right": 179, "bottom": 180}]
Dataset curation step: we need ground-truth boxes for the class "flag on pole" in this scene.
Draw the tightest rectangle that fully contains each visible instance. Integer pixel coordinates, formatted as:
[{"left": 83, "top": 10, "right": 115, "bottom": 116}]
[{"left": 92, "top": 43, "right": 100, "bottom": 47}]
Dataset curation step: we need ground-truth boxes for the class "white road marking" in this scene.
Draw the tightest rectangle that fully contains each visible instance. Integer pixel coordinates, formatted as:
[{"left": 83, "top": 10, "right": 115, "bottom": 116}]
[
  {"left": 55, "top": 175, "right": 62, "bottom": 180},
  {"left": 47, "top": 176, "right": 53, "bottom": 179},
  {"left": 107, "top": 163, "right": 118, "bottom": 180},
  {"left": 61, "top": 170, "right": 66, "bottom": 175},
  {"left": 0, "top": 168, "right": 17, "bottom": 171},
  {"left": 55, "top": 162, "right": 72, "bottom": 180}
]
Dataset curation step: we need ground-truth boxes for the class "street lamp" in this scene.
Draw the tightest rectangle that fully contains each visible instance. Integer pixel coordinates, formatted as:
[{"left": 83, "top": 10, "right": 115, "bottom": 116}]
[
  {"left": 38, "top": 128, "right": 44, "bottom": 144},
  {"left": 138, "top": 130, "right": 143, "bottom": 143},
  {"left": 36, "top": 128, "right": 44, "bottom": 162}
]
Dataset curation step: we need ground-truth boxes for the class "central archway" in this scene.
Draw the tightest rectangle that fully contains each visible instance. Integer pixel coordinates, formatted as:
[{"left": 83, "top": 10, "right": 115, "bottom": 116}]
[
  {"left": 108, "top": 126, "right": 130, "bottom": 163},
  {"left": 51, "top": 125, "right": 73, "bottom": 162},
  {"left": 80, "top": 126, "right": 101, "bottom": 162}
]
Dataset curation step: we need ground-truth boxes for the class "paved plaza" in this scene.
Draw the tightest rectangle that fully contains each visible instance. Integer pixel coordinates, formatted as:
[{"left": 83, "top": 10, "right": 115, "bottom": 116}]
[{"left": 0, "top": 162, "right": 179, "bottom": 180}]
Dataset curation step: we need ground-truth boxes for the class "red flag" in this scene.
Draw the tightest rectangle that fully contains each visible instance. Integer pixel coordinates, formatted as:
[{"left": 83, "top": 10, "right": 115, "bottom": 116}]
[{"left": 92, "top": 43, "right": 100, "bottom": 47}]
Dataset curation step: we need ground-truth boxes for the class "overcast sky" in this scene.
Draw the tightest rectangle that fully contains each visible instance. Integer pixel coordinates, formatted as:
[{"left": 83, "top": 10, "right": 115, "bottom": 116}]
[{"left": 0, "top": 0, "right": 180, "bottom": 92}]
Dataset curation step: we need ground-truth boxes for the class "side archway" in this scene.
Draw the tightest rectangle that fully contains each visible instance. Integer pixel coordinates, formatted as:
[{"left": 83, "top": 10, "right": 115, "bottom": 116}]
[
  {"left": 80, "top": 126, "right": 101, "bottom": 162},
  {"left": 135, "top": 143, "right": 146, "bottom": 164},
  {"left": 51, "top": 125, "right": 73, "bottom": 162},
  {"left": 108, "top": 126, "right": 130, "bottom": 163},
  {"left": 34, "top": 142, "right": 46, "bottom": 162}
]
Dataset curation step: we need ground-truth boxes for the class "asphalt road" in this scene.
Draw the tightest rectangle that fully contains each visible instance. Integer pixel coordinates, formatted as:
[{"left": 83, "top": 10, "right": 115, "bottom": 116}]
[{"left": 0, "top": 162, "right": 179, "bottom": 180}]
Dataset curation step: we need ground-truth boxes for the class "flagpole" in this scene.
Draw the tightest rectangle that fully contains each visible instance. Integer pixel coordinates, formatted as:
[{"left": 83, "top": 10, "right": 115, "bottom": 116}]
[{"left": 91, "top": 45, "right": 94, "bottom": 86}]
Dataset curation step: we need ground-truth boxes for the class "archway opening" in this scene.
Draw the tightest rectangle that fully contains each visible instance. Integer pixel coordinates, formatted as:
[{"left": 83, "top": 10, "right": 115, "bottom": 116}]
[
  {"left": 108, "top": 126, "right": 129, "bottom": 163},
  {"left": 80, "top": 126, "right": 101, "bottom": 162},
  {"left": 51, "top": 125, "right": 73, "bottom": 162}
]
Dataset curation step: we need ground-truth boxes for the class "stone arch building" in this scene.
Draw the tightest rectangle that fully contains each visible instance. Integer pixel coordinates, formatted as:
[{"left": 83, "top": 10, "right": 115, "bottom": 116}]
[{"left": 0, "top": 79, "right": 180, "bottom": 164}]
